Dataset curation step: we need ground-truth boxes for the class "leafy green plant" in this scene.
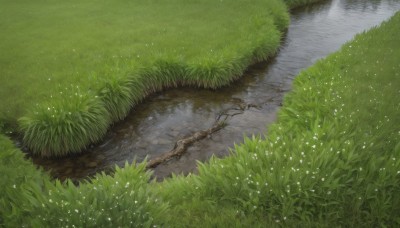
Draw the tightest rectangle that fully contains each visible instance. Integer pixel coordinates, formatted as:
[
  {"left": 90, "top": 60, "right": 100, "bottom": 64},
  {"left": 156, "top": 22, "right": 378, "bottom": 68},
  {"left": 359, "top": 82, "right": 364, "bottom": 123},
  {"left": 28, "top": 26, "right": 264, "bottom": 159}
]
[
  {"left": 28, "top": 162, "right": 169, "bottom": 227},
  {"left": 284, "top": 0, "right": 324, "bottom": 9},
  {"left": 0, "top": 135, "right": 49, "bottom": 226},
  {"left": 19, "top": 93, "right": 109, "bottom": 157},
  {"left": 98, "top": 75, "right": 144, "bottom": 122}
]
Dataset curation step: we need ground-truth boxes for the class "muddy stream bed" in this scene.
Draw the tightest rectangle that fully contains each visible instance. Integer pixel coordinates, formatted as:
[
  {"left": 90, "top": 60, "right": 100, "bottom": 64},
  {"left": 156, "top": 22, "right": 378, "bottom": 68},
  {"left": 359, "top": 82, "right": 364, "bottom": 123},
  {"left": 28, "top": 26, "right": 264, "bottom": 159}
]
[{"left": 26, "top": 0, "right": 400, "bottom": 181}]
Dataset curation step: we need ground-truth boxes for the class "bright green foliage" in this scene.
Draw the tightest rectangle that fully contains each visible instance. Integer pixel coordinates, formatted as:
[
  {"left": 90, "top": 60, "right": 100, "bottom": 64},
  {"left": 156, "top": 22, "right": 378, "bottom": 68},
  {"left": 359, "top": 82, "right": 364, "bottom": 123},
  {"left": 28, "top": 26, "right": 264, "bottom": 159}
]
[
  {"left": 28, "top": 162, "right": 168, "bottom": 227},
  {"left": 3, "top": 0, "right": 399, "bottom": 227},
  {"left": 98, "top": 75, "right": 146, "bottom": 122},
  {"left": 284, "top": 0, "right": 323, "bottom": 9},
  {"left": 0, "top": 135, "right": 168, "bottom": 226},
  {"left": 19, "top": 94, "right": 109, "bottom": 157},
  {"left": 0, "top": 0, "right": 289, "bottom": 156},
  {"left": 0, "top": 135, "right": 48, "bottom": 226},
  {"left": 157, "top": 12, "right": 400, "bottom": 226}
]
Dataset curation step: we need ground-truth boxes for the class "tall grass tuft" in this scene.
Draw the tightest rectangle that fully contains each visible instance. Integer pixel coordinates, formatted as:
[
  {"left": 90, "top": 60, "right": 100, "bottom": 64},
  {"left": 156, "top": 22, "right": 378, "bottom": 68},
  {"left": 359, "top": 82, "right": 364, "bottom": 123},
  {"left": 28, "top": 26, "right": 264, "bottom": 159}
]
[
  {"left": 28, "top": 161, "right": 169, "bottom": 227},
  {"left": 0, "top": 135, "right": 169, "bottom": 226},
  {"left": 98, "top": 75, "right": 142, "bottom": 122},
  {"left": 139, "top": 57, "right": 187, "bottom": 92},
  {"left": 0, "top": 135, "right": 49, "bottom": 226},
  {"left": 284, "top": 0, "right": 325, "bottom": 9},
  {"left": 19, "top": 93, "right": 109, "bottom": 157}
]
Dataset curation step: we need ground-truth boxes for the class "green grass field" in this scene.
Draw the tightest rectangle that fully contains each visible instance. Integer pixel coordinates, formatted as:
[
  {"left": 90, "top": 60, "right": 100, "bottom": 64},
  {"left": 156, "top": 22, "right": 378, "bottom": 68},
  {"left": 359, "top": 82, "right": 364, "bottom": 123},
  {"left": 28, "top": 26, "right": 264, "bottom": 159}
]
[
  {"left": 0, "top": 0, "right": 291, "bottom": 156},
  {"left": 1, "top": 7, "right": 399, "bottom": 227}
]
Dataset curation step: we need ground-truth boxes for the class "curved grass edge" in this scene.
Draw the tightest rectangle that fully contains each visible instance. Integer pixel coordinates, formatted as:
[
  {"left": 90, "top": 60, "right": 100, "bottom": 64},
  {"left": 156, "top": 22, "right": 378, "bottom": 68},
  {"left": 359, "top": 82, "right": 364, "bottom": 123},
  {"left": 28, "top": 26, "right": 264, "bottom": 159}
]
[
  {"left": 1, "top": 9, "right": 399, "bottom": 226},
  {"left": 10, "top": 0, "right": 324, "bottom": 157},
  {"left": 16, "top": 9, "right": 288, "bottom": 157},
  {"left": 284, "top": 0, "right": 325, "bottom": 9},
  {"left": 158, "top": 11, "right": 400, "bottom": 226}
]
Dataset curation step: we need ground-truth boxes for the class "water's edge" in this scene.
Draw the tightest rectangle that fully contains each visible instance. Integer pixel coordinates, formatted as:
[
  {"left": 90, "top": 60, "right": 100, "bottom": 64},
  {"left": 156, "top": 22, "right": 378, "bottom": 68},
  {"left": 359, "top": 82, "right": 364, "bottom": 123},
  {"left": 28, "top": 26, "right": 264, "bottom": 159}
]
[{"left": 27, "top": 0, "right": 400, "bottom": 181}]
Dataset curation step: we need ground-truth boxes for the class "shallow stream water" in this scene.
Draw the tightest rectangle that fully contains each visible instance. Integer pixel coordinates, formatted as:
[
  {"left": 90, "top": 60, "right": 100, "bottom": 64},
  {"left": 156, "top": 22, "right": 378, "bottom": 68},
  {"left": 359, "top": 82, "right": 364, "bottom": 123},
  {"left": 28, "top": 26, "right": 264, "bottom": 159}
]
[{"left": 28, "top": 0, "right": 400, "bottom": 181}]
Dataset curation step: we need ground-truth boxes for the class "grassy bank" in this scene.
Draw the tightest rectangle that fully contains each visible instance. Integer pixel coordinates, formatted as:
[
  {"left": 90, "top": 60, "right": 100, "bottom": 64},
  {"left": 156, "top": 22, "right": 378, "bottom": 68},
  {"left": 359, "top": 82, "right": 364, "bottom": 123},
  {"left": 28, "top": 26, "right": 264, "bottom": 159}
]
[
  {"left": 159, "top": 11, "right": 400, "bottom": 226},
  {"left": 284, "top": 0, "right": 323, "bottom": 9},
  {"left": 1, "top": 8, "right": 399, "bottom": 227},
  {"left": 0, "top": 0, "right": 290, "bottom": 156},
  {"left": 0, "top": 134, "right": 168, "bottom": 226}
]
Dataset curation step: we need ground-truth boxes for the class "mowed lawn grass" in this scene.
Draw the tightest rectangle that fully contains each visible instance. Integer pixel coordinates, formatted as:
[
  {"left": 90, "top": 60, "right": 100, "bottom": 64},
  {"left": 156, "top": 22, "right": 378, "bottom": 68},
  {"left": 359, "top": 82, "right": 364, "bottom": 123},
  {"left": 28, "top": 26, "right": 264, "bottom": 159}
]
[
  {"left": 0, "top": 0, "right": 289, "bottom": 156},
  {"left": 1, "top": 9, "right": 399, "bottom": 227}
]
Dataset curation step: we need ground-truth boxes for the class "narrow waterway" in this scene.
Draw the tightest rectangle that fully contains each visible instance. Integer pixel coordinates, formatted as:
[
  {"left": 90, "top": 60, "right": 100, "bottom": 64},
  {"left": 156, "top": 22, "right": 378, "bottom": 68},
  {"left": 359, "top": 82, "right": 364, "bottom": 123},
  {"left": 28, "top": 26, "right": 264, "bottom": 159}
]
[{"left": 29, "top": 0, "right": 400, "bottom": 181}]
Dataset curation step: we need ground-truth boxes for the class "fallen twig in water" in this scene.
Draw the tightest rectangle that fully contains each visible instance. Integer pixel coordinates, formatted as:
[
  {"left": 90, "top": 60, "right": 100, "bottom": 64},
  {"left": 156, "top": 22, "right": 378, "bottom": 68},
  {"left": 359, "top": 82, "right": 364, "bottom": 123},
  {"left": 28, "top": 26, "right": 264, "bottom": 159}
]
[
  {"left": 146, "top": 121, "right": 226, "bottom": 169},
  {"left": 146, "top": 99, "right": 262, "bottom": 169}
]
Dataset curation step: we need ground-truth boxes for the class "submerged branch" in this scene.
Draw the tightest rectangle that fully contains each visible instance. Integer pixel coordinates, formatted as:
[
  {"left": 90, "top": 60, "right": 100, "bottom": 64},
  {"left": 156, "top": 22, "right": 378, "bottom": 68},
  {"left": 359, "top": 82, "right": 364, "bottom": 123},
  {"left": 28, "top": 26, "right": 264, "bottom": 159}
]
[
  {"left": 146, "top": 99, "right": 261, "bottom": 169},
  {"left": 146, "top": 121, "right": 225, "bottom": 169}
]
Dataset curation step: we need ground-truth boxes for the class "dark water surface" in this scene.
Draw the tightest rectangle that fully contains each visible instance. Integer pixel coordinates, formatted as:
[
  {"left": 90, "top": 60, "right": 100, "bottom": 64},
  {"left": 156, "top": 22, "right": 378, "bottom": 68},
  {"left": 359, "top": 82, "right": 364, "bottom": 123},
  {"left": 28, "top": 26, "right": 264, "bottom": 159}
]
[{"left": 29, "top": 0, "right": 400, "bottom": 181}]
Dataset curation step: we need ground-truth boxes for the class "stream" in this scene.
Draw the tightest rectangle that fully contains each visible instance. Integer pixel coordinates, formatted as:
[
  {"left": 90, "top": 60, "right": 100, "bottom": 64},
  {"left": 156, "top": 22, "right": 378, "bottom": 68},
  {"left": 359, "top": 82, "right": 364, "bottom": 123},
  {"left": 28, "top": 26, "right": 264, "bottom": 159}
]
[{"left": 28, "top": 0, "right": 400, "bottom": 181}]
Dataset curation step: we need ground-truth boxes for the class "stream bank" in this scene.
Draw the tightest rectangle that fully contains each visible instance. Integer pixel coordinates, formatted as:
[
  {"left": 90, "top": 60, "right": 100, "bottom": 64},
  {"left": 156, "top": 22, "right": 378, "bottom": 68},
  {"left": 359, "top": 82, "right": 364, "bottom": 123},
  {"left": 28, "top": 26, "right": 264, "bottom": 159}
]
[{"left": 29, "top": 0, "right": 400, "bottom": 181}]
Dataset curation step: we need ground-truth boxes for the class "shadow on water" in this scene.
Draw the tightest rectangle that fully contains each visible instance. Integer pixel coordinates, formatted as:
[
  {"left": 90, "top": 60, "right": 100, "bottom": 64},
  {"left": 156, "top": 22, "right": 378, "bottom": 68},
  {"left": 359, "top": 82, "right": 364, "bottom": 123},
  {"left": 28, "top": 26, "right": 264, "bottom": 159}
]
[{"left": 26, "top": 0, "right": 400, "bottom": 181}]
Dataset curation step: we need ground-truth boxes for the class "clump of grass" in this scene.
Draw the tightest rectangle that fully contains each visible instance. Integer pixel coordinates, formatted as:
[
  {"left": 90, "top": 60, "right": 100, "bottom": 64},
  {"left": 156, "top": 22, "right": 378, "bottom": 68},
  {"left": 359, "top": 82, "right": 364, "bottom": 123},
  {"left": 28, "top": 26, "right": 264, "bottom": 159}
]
[
  {"left": 0, "top": 135, "right": 48, "bottom": 226},
  {"left": 0, "top": 134, "right": 168, "bottom": 226},
  {"left": 138, "top": 57, "right": 187, "bottom": 92},
  {"left": 284, "top": 0, "right": 325, "bottom": 9},
  {"left": 19, "top": 93, "right": 109, "bottom": 157},
  {"left": 28, "top": 162, "right": 169, "bottom": 227},
  {"left": 98, "top": 75, "right": 143, "bottom": 122}
]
